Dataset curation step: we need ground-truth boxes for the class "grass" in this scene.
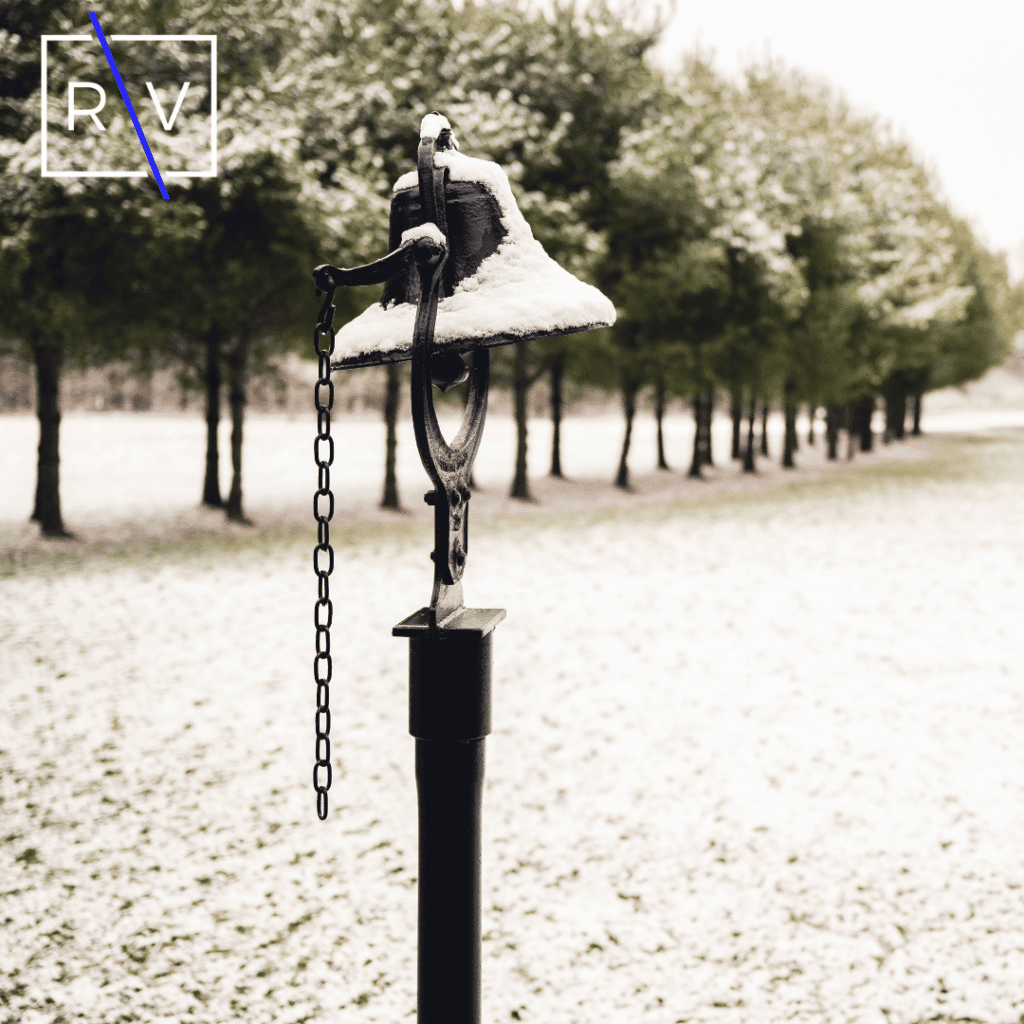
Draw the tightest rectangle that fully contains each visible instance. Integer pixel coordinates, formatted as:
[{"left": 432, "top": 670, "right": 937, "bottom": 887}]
[
  {"left": 0, "top": 513, "right": 427, "bottom": 581},
  {"left": 3, "top": 428, "right": 1022, "bottom": 582},
  {"left": 3, "top": 422, "right": 1024, "bottom": 1022},
  {"left": 479, "top": 429, "right": 1024, "bottom": 536}
]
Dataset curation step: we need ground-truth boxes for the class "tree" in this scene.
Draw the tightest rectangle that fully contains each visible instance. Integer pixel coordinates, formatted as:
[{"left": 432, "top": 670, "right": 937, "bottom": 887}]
[
  {"left": 731, "top": 60, "right": 1008, "bottom": 468},
  {"left": 294, "top": 0, "right": 670, "bottom": 500},
  {"left": 158, "top": 157, "right": 320, "bottom": 520},
  {"left": 0, "top": 0, "right": 202, "bottom": 534},
  {"left": 0, "top": 189, "right": 176, "bottom": 536},
  {"left": 380, "top": 363, "right": 403, "bottom": 509},
  {"left": 782, "top": 218, "right": 860, "bottom": 465},
  {"left": 474, "top": 2, "right": 663, "bottom": 497},
  {"left": 1, "top": 0, "right": 326, "bottom": 533},
  {"left": 92, "top": 0, "right": 336, "bottom": 521},
  {"left": 601, "top": 59, "right": 732, "bottom": 487},
  {"left": 446, "top": 0, "right": 664, "bottom": 495},
  {"left": 0, "top": 1, "right": 142, "bottom": 534},
  {"left": 922, "top": 220, "right": 1023, "bottom": 404}
]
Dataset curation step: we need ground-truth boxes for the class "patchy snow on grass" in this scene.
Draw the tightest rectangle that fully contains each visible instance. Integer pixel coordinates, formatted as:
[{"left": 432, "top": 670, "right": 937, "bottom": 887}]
[
  {"left": 0, "top": 405, "right": 997, "bottom": 550},
  {"left": 2, "top": 420, "right": 1024, "bottom": 1023},
  {"left": 0, "top": 410, "right": 796, "bottom": 546}
]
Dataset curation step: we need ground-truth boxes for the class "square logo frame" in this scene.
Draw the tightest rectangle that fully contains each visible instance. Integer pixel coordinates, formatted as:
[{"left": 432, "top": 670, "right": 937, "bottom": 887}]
[{"left": 41, "top": 34, "right": 218, "bottom": 179}]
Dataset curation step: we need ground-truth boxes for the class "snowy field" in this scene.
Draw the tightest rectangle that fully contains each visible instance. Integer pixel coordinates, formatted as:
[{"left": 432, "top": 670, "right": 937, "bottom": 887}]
[
  {"left": 2, "top": 408, "right": 1024, "bottom": 1024},
  {"left": 1, "top": 402, "right": 1021, "bottom": 548}
]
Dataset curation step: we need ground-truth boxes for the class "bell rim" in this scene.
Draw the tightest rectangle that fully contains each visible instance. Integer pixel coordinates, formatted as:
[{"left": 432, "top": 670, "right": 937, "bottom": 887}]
[{"left": 330, "top": 320, "right": 610, "bottom": 371}]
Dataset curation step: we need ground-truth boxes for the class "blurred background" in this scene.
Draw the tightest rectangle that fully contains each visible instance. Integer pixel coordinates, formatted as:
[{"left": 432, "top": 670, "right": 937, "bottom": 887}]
[
  {"left": 2, "top": 0, "right": 1023, "bottom": 539},
  {"left": 5, "top": 5, "right": 1024, "bottom": 1023}
]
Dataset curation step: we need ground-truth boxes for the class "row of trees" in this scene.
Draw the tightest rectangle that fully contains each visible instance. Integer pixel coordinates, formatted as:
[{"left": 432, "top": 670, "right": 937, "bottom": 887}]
[{"left": 2, "top": 0, "right": 1021, "bottom": 534}]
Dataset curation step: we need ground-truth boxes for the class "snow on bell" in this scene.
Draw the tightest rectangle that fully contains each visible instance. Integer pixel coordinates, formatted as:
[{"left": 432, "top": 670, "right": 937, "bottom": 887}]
[{"left": 331, "top": 118, "right": 616, "bottom": 370}]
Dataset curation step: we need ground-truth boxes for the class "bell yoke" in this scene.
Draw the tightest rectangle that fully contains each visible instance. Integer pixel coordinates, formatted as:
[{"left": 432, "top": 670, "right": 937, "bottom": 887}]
[{"left": 312, "top": 112, "right": 614, "bottom": 1024}]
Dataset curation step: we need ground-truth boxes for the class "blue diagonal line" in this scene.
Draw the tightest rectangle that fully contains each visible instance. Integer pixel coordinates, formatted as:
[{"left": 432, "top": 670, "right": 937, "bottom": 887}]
[{"left": 88, "top": 11, "right": 169, "bottom": 200}]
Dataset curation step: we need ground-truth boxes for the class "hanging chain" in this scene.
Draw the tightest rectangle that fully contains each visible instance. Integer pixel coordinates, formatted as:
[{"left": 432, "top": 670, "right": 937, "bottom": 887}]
[{"left": 313, "top": 287, "right": 337, "bottom": 820}]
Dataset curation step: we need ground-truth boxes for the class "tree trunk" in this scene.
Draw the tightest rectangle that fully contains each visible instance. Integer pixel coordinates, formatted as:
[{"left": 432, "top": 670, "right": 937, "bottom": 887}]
[
  {"left": 549, "top": 353, "right": 564, "bottom": 478},
  {"left": 655, "top": 375, "right": 669, "bottom": 470},
  {"left": 702, "top": 387, "right": 715, "bottom": 466},
  {"left": 688, "top": 392, "right": 704, "bottom": 479},
  {"left": 893, "top": 391, "right": 907, "bottom": 440},
  {"left": 911, "top": 391, "right": 923, "bottom": 436},
  {"left": 782, "top": 383, "right": 797, "bottom": 469},
  {"left": 807, "top": 405, "right": 817, "bottom": 446},
  {"left": 509, "top": 342, "right": 531, "bottom": 500},
  {"left": 225, "top": 334, "right": 251, "bottom": 524},
  {"left": 760, "top": 401, "right": 770, "bottom": 457},
  {"left": 464, "top": 353, "right": 477, "bottom": 490},
  {"left": 202, "top": 324, "right": 223, "bottom": 507},
  {"left": 730, "top": 389, "right": 743, "bottom": 460},
  {"left": 615, "top": 376, "right": 638, "bottom": 490},
  {"left": 742, "top": 391, "right": 757, "bottom": 473},
  {"left": 825, "top": 404, "right": 840, "bottom": 461},
  {"left": 845, "top": 403, "right": 856, "bottom": 460},
  {"left": 883, "top": 377, "right": 910, "bottom": 442},
  {"left": 381, "top": 362, "right": 402, "bottom": 509},
  {"left": 30, "top": 338, "right": 72, "bottom": 537},
  {"left": 857, "top": 395, "right": 875, "bottom": 452}
]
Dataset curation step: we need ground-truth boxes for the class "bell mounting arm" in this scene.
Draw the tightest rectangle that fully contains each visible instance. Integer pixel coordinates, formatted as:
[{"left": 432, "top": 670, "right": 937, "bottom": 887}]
[
  {"left": 409, "top": 114, "right": 490, "bottom": 627},
  {"left": 312, "top": 232, "right": 445, "bottom": 295},
  {"left": 310, "top": 111, "right": 491, "bottom": 629}
]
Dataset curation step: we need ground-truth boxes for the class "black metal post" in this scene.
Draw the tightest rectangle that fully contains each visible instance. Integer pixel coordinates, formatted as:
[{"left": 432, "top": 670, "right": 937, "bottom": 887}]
[{"left": 395, "top": 607, "right": 505, "bottom": 1024}]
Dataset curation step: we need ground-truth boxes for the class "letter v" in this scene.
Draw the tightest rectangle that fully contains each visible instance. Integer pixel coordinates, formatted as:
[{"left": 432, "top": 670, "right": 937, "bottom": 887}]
[{"left": 146, "top": 82, "right": 191, "bottom": 131}]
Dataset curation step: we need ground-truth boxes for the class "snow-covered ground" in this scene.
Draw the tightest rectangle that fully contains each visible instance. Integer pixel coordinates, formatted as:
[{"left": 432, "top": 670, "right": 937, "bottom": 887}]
[
  {"left": 1, "top": 400, "right": 1021, "bottom": 547},
  {"left": 2, "top": 408, "right": 1024, "bottom": 1024}
]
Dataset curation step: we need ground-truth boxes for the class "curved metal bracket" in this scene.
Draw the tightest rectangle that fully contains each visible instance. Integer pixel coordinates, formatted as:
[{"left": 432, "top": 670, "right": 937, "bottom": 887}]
[
  {"left": 311, "top": 120, "right": 489, "bottom": 628},
  {"left": 312, "top": 234, "right": 444, "bottom": 294},
  {"left": 409, "top": 132, "right": 490, "bottom": 626}
]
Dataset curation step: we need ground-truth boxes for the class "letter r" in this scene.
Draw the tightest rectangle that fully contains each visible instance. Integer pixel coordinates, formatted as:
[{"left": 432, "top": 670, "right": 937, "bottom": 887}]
[{"left": 68, "top": 82, "right": 107, "bottom": 130}]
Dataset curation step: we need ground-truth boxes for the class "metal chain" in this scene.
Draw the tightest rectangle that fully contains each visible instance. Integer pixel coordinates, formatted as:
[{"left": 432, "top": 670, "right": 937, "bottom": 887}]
[{"left": 313, "top": 288, "right": 337, "bottom": 820}]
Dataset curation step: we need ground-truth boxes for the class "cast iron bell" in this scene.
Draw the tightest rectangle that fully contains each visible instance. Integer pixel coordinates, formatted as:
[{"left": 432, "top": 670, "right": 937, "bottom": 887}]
[{"left": 328, "top": 116, "right": 615, "bottom": 370}]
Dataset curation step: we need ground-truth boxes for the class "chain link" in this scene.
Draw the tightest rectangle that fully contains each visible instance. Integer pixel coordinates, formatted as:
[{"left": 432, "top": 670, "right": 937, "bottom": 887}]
[{"left": 313, "top": 289, "right": 336, "bottom": 820}]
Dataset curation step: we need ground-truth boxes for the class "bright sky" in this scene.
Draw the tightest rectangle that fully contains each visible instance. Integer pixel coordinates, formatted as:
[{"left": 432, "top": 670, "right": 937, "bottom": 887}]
[{"left": 649, "top": 0, "right": 1024, "bottom": 281}]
